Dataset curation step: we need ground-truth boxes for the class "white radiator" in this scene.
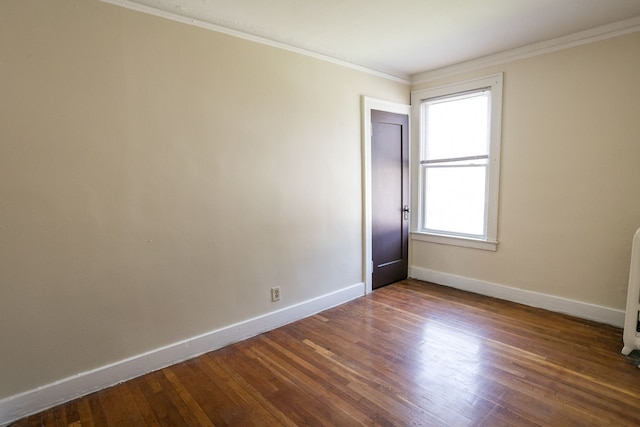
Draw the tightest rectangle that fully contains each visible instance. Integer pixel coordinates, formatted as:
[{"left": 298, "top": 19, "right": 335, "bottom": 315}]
[{"left": 622, "top": 228, "right": 640, "bottom": 356}]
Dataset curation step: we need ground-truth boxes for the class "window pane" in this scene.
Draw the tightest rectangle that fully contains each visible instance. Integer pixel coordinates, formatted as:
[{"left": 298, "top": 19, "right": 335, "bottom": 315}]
[
  {"left": 424, "top": 165, "right": 486, "bottom": 236},
  {"left": 423, "top": 92, "right": 489, "bottom": 161}
]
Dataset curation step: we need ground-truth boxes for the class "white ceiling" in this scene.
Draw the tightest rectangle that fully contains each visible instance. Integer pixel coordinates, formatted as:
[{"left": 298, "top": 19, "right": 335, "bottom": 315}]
[{"left": 121, "top": 0, "right": 640, "bottom": 79}]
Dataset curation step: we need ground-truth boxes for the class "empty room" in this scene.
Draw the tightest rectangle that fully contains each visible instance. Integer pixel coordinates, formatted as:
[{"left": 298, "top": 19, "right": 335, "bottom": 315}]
[{"left": 2, "top": 0, "right": 640, "bottom": 425}]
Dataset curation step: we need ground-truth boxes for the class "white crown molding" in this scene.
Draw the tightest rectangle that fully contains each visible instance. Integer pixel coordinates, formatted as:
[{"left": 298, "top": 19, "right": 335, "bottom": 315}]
[
  {"left": 98, "top": 0, "right": 411, "bottom": 85},
  {"left": 411, "top": 16, "right": 640, "bottom": 85},
  {"left": 409, "top": 266, "right": 625, "bottom": 328},
  {"left": 0, "top": 282, "right": 365, "bottom": 426}
]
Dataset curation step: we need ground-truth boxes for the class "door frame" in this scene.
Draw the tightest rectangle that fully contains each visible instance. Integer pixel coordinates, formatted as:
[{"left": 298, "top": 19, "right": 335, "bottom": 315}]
[{"left": 362, "top": 96, "right": 411, "bottom": 294}]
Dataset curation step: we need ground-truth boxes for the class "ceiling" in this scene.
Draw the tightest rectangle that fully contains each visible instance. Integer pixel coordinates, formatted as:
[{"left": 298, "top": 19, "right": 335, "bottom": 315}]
[{"left": 121, "top": 0, "right": 640, "bottom": 80}]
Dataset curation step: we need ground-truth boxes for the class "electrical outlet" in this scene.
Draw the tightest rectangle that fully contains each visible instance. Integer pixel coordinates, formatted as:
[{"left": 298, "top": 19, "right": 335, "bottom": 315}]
[{"left": 271, "top": 286, "right": 281, "bottom": 302}]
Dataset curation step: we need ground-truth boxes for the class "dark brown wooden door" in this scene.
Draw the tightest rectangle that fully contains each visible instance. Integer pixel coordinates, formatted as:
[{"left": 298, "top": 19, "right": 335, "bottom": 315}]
[{"left": 371, "top": 110, "right": 409, "bottom": 289}]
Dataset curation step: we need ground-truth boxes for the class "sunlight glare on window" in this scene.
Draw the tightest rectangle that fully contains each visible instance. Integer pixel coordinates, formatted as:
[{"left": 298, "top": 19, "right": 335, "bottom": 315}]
[
  {"left": 421, "top": 90, "right": 490, "bottom": 237},
  {"left": 423, "top": 92, "right": 489, "bottom": 161},
  {"left": 425, "top": 166, "right": 486, "bottom": 235}
]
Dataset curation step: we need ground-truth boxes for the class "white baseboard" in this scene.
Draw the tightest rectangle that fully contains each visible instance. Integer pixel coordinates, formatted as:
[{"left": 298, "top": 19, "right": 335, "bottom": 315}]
[
  {"left": 409, "top": 266, "right": 624, "bottom": 328},
  {"left": 0, "top": 283, "right": 364, "bottom": 426}
]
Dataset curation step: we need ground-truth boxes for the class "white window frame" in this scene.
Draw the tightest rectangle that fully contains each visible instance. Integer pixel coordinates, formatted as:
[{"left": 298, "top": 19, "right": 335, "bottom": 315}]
[{"left": 410, "top": 73, "right": 503, "bottom": 251}]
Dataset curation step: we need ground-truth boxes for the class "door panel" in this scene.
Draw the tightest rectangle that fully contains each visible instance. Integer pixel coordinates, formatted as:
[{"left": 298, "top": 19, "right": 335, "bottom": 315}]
[{"left": 371, "top": 110, "right": 409, "bottom": 289}]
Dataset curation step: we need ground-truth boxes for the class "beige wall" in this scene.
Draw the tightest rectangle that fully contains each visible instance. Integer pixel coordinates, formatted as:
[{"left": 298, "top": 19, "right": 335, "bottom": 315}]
[
  {"left": 411, "top": 33, "right": 640, "bottom": 311},
  {"left": 0, "top": 0, "right": 408, "bottom": 398}
]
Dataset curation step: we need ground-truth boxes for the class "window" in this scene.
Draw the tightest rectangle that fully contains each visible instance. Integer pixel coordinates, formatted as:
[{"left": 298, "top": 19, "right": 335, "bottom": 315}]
[{"left": 411, "top": 74, "right": 502, "bottom": 250}]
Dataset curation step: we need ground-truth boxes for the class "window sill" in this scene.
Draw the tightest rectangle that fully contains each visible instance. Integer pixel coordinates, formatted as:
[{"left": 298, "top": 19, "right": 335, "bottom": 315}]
[{"left": 411, "top": 232, "right": 498, "bottom": 251}]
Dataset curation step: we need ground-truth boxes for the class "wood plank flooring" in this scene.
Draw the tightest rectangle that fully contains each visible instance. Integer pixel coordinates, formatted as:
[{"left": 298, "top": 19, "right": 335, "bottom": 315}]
[{"left": 11, "top": 279, "right": 640, "bottom": 426}]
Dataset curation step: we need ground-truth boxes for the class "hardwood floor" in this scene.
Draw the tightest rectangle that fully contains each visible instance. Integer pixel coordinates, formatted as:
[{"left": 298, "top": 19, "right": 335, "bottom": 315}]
[{"left": 11, "top": 279, "right": 640, "bottom": 426}]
